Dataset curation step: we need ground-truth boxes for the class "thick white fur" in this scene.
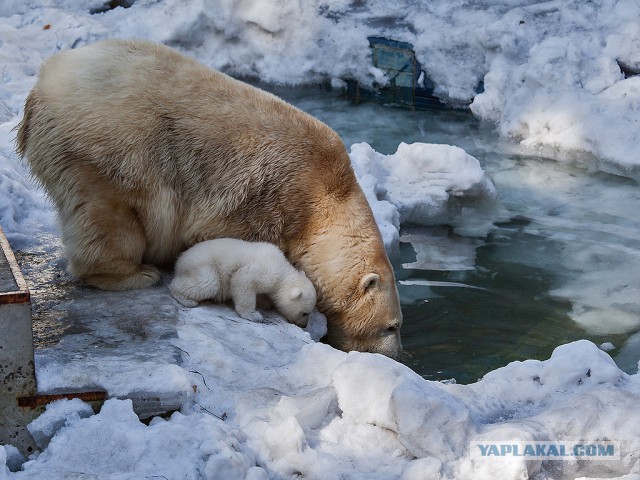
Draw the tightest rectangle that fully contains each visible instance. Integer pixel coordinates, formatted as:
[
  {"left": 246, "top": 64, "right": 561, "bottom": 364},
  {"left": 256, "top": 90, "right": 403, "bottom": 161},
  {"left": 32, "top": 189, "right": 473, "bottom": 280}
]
[
  {"left": 17, "top": 39, "right": 403, "bottom": 357},
  {"left": 169, "top": 239, "right": 316, "bottom": 327}
]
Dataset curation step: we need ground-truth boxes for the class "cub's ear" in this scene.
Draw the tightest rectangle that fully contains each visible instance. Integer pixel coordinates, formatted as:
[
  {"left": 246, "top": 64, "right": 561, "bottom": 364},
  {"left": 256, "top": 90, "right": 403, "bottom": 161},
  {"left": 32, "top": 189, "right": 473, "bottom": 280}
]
[
  {"left": 290, "top": 287, "right": 303, "bottom": 300},
  {"left": 360, "top": 273, "right": 380, "bottom": 293}
]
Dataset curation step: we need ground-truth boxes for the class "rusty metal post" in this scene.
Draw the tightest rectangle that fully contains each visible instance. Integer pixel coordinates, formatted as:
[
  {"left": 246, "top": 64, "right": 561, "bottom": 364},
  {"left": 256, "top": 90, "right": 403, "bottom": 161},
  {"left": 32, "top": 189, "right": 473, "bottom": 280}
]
[
  {"left": 0, "top": 226, "right": 42, "bottom": 454},
  {"left": 1, "top": 224, "right": 171, "bottom": 455}
]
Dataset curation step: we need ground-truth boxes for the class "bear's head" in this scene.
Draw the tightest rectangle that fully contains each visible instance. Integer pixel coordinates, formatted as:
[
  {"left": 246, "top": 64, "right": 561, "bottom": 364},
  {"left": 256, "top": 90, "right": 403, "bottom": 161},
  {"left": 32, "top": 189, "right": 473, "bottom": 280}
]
[
  {"left": 287, "top": 189, "right": 403, "bottom": 359},
  {"left": 272, "top": 270, "right": 317, "bottom": 328}
]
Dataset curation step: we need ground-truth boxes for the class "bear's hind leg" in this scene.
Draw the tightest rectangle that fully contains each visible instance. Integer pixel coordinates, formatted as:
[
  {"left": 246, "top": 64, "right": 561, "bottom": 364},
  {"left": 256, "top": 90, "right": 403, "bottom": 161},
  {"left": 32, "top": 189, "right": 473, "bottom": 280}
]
[
  {"left": 60, "top": 178, "right": 160, "bottom": 291},
  {"left": 81, "top": 262, "right": 161, "bottom": 291},
  {"left": 169, "top": 265, "right": 221, "bottom": 308}
]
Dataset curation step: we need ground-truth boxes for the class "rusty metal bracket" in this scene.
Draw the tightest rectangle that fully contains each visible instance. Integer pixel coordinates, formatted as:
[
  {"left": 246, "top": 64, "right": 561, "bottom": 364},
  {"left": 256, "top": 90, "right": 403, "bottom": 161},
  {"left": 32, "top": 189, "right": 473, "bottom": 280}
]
[{"left": 17, "top": 391, "right": 107, "bottom": 410}]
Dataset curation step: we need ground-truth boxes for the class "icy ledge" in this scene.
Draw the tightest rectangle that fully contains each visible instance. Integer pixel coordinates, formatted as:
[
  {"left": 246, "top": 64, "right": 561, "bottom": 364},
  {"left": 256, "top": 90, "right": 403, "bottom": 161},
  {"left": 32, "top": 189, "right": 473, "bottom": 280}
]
[
  {"left": 351, "top": 142, "right": 506, "bottom": 254},
  {"left": 6, "top": 308, "right": 640, "bottom": 480}
]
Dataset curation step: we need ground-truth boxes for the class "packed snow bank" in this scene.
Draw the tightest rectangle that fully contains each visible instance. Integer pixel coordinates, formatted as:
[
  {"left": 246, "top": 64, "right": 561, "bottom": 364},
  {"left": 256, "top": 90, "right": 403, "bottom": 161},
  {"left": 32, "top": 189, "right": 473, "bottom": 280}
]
[
  {"left": 469, "top": 1, "right": 640, "bottom": 179},
  {"left": 6, "top": 331, "right": 640, "bottom": 479},
  {"left": 88, "top": 0, "right": 640, "bottom": 178},
  {"left": 2, "top": 1, "right": 639, "bottom": 177},
  {"left": 351, "top": 142, "right": 505, "bottom": 243}
]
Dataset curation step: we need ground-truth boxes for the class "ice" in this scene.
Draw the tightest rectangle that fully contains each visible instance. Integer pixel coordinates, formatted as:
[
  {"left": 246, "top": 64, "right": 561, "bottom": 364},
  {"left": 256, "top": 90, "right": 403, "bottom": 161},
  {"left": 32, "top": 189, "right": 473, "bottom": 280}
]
[
  {"left": 486, "top": 154, "right": 640, "bottom": 335},
  {"left": 400, "top": 226, "right": 483, "bottom": 271},
  {"left": 26, "top": 399, "right": 94, "bottom": 450}
]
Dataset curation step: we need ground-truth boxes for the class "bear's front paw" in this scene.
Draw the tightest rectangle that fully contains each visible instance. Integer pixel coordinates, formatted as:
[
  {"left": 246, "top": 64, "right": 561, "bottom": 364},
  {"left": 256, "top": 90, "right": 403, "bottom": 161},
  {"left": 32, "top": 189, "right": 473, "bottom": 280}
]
[{"left": 237, "top": 310, "right": 264, "bottom": 323}]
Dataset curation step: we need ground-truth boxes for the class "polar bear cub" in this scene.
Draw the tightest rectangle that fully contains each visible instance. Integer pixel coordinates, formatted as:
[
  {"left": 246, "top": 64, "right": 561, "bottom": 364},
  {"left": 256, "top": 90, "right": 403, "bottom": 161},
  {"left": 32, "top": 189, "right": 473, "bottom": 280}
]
[{"left": 169, "top": 238, "right": 317, "bottom": 327}]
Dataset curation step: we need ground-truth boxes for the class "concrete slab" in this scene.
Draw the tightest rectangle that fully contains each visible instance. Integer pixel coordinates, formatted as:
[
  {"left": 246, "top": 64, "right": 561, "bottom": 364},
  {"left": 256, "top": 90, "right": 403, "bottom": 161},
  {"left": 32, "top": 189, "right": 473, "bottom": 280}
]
[
  {"left": 15, "top": 236, "right": 190, "bottom": 422},
  {"left": 0, "top": 226, "right": 41, "bottom": 454},
  {"left": 2, "top": 226, "right": 189, "bottom": 455}
]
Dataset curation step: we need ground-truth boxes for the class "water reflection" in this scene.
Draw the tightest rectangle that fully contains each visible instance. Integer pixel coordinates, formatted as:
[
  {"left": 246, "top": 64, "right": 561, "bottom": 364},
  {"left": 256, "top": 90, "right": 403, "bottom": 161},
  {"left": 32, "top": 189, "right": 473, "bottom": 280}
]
[
  {"left": 269, "top": 84, "right": 640, "bottom": 382},
  {"left": 396, "top": 224, "right": 632, "bottom": 383}
]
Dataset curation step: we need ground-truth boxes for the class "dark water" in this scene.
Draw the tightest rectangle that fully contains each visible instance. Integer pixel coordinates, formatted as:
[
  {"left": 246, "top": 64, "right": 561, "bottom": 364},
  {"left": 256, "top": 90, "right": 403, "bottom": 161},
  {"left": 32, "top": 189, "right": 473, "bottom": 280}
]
[
  {"left": 265, "top": 83, "right": 640, "bottom": 383},
  {"left": 394, "top": 226, "right": 630, "bottom": 383}
]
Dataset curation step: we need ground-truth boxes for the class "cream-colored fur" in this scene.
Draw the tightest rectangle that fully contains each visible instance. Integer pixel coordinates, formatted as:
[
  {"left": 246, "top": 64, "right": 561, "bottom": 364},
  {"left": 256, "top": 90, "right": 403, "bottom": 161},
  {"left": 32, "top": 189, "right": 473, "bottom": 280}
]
[
  {"left": 169, "top": 239, "right": 316, "bottom": 327},
  {"left": 16, "top": 39, "right": 403, "bottom": 357}
]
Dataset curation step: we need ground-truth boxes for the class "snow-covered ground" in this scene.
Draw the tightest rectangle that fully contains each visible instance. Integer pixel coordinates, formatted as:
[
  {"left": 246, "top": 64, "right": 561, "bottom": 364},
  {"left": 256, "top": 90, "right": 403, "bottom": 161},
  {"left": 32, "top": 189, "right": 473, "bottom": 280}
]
[{"left": 1, "top": 1, "right": 640, "bottom": 479}]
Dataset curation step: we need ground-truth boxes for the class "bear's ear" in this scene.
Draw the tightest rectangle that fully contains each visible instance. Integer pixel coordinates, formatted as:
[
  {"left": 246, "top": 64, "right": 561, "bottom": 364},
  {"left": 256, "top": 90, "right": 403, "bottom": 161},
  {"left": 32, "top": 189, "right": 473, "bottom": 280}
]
[
  {"left": 290, "top": 287, "right": 303, "bottom": 300},
  {"left": 360, "top": 273, "right": 380, "bottom": 293}
]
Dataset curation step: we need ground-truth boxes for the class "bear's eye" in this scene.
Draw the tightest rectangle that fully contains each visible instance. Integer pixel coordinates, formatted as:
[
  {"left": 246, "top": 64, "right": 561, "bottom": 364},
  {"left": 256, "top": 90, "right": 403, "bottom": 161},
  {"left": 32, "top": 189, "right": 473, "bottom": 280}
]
[{"left": 302, "top": 312, "right": 309, "bottom": 317}]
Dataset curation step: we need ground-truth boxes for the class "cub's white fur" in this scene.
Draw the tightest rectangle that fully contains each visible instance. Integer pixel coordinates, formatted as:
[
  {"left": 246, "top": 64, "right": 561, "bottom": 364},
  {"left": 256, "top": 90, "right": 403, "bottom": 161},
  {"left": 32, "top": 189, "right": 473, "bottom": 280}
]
[{"left": 169, "top": 239, "right": 316, "bottom": 327}]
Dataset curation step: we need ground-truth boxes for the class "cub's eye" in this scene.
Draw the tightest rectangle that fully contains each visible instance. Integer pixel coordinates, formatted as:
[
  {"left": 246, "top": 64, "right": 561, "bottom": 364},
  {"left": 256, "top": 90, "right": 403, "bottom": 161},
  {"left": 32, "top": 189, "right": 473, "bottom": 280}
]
[{"left": 302, "top": 312, "right": 309, "bottom": 317}]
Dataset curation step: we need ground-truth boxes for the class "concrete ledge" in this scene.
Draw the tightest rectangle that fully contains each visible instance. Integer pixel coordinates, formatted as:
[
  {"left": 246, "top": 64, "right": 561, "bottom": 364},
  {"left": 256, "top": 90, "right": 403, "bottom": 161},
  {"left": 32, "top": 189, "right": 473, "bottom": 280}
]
[{"left": 0, "top": 225, "right": 41, "bottom": 454}]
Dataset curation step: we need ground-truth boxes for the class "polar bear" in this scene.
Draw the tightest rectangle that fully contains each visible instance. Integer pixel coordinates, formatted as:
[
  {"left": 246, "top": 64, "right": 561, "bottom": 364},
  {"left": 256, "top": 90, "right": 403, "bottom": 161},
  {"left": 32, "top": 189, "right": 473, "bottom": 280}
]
[
  {"left": 169, "top": 239, "right": 316, "bottom": 327},
  {"left": 16, "top": 39, "right": 403, "bottom": 358}
]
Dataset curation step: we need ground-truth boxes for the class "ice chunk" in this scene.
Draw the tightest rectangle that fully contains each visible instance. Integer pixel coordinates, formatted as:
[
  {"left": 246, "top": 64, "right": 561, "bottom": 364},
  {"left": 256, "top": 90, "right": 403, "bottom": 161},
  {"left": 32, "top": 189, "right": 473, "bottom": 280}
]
[
  {"left": 331, "top": 352, "right": 476, "bottom": 459},
  {"left": 400, "top": 226, "right": 483, "bottom": 271},
  {"left": 304, "top": 310, "right": 328, "bottom": 342},
  {"left": 600, "top": 342, "right": 615, "bottom": 352},
  {"left": 27, "top": 398, "right": 95, "bottom": 450},
  {"left": 0, "top": 448, "right": 8, "bottom": 479},
  {"left": 351, "top": 142, "right": 505, "bottom": 238}
]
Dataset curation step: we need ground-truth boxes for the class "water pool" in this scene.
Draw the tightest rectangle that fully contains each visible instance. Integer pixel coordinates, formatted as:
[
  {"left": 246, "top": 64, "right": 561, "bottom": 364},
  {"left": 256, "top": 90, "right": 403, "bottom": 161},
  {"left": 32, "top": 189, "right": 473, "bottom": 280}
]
[{"left": 267, "top": 83, "right": 640, "bottom": 383}]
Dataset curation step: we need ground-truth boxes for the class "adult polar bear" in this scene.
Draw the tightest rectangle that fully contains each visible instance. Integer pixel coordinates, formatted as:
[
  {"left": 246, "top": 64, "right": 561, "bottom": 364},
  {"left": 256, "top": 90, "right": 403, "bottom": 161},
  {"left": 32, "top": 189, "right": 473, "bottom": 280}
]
[{"left": 17, "top": 39, "right": 403, "bottom": 358}]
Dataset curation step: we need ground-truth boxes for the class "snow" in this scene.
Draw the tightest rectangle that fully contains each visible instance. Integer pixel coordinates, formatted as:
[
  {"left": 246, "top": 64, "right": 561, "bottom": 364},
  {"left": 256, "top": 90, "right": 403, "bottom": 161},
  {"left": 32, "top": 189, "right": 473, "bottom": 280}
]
[
  {"left": 351, "top": 142, "right": 506, "bottom": 240},
  {"left": 26, "top": 398, "right": 94, "bottom": 450},
  {"left": 6, "top": 335, "right": 640, "bottom": 479},
  {"left": 2, "top": 0, "right": 639, "bottom": 176},
  {"left": 94, "top": 0, "right": 640, "bottom": 178},
  {"left": 0, "top": 1, "right": 639, "bottom": 480}
]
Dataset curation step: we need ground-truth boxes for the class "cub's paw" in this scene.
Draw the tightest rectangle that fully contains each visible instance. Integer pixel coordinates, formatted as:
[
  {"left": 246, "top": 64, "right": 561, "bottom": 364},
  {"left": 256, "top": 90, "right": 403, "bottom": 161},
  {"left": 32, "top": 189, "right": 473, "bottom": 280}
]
[
  {"left": 170, "top": 293, "right": 199, "bottom": 308},
  {"left": 237, "top": 310, "right": 264, "bottom": 323}
]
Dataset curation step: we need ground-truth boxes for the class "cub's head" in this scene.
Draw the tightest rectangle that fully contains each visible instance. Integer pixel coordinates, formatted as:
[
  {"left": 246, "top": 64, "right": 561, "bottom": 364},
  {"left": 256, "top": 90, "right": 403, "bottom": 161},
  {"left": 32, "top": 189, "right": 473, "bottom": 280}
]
[{"left": 273, "top": 270, "right": 317, "bottom": 328}]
